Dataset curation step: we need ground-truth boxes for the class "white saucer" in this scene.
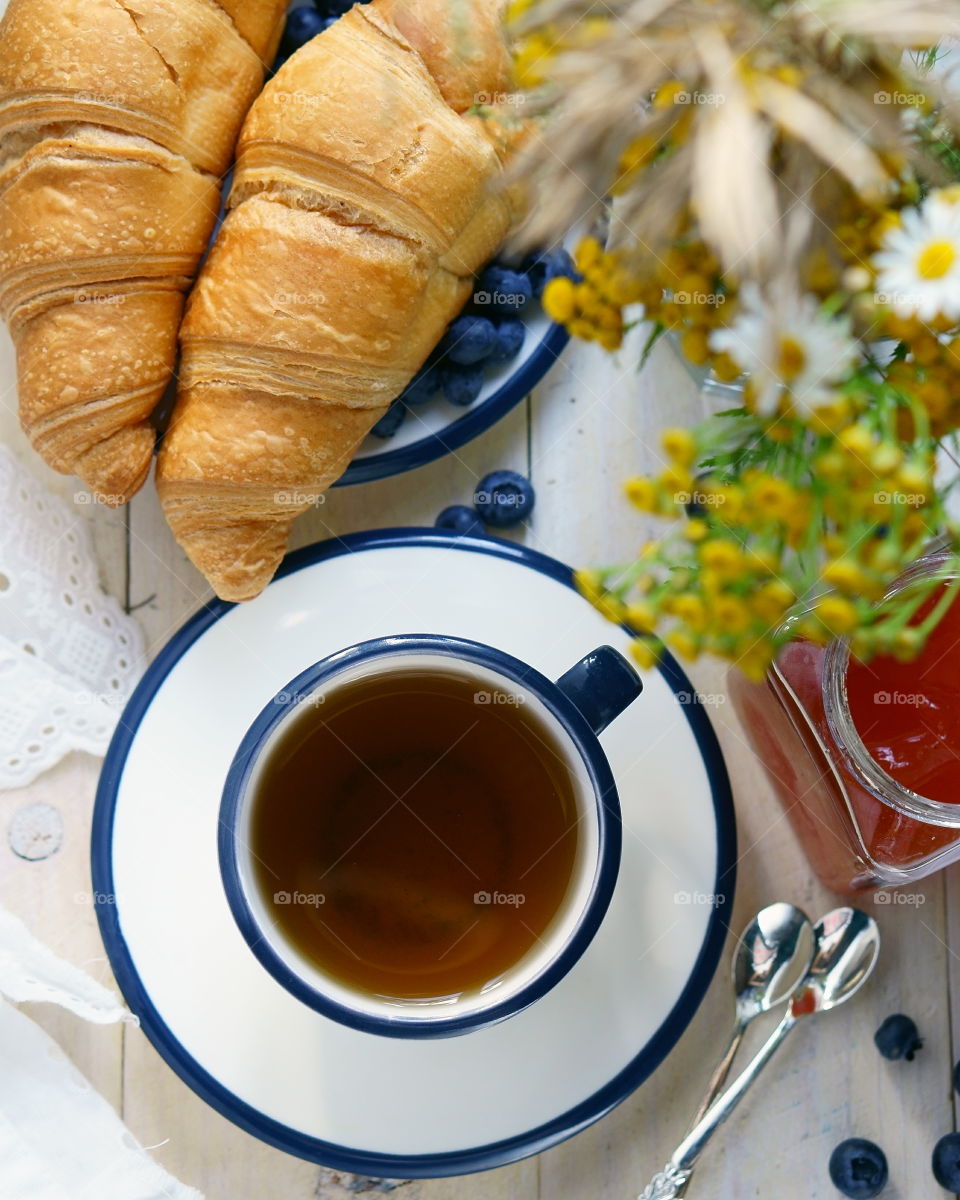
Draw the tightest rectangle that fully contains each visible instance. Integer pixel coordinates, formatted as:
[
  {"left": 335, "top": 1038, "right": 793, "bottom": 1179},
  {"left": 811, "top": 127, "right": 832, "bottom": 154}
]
[{"left": 92, "top": 530, "right": 735, "bottom": 1176}]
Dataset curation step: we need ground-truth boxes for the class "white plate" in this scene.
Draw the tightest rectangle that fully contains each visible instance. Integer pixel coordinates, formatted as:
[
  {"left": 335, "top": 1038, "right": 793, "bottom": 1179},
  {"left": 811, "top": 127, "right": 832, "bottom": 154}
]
[{"left": 92, "top": 530, "right": 735, "bottom": 1176}]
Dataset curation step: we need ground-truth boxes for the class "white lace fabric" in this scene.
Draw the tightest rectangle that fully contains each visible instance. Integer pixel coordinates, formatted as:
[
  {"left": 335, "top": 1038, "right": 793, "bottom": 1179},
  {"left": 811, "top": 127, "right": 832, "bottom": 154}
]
[
  {"left": 0, "top": 446, "right": 145, "bottom": 788},
  {"left": 0, "top": 903, "right": 203, "bottom": 1200}
]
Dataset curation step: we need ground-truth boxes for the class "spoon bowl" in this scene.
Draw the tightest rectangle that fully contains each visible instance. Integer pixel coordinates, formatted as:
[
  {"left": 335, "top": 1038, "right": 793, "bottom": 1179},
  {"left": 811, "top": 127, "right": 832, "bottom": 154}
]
[
  {"left": 734, "top": 901, "right": 816, "bottom": 1022},
  {"left": 793, "top": 906, "right": 881, "bottom": 1017}
]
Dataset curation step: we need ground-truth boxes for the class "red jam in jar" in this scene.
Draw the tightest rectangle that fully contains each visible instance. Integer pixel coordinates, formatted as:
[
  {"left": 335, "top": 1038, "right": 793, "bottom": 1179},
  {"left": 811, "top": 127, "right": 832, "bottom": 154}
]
[{"left": 729, "top": 555, "right": 960, "bottom": 892}]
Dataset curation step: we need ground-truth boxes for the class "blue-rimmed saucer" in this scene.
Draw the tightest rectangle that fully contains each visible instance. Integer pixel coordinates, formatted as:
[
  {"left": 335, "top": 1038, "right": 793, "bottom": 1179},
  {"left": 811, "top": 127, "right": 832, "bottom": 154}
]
[{"left": 91, "top": 530, "right": 735, "bottom": 1177}]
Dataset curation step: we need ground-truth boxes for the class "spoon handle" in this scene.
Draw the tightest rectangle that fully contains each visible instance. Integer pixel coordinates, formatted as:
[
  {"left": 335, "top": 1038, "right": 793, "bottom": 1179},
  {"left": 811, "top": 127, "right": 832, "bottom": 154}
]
[
  {"left": 669, "top": 1022, "right": 745, "bottom": 1198},
  {"left": 637, "top": 1011, "right": 797, "bottom": 1200}
]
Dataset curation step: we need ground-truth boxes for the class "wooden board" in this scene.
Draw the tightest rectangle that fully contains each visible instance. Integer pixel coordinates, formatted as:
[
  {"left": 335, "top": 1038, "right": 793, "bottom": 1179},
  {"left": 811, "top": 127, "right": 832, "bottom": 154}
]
[{"left": 2, "top": 330, "right": 958, "bottom": 1199}]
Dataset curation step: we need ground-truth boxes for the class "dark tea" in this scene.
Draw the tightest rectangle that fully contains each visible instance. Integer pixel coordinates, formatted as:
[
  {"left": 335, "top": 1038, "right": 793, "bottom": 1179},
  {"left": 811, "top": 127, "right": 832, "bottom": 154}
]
[{"left": 248, "top": 667, "right": 580, "bottom": 1001}]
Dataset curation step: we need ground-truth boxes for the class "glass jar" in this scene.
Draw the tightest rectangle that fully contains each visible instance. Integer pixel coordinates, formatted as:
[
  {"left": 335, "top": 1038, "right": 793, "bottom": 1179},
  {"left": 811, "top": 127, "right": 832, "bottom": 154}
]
[{"left": 728, "top": 551, "right": 960, "bottom": 893}]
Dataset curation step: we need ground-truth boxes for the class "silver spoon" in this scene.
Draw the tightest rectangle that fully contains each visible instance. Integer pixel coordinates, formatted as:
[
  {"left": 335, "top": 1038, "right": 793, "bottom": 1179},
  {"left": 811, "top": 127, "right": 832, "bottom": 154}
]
[
  {"left": 670, "top": 902, "right": 815, "bottom": 1198},
  {"left": 638, "top": 907, "right": 881, "bottom": 1200},
  {"left": 692, "top": 904, "right": 815, "bottom": 1123}
]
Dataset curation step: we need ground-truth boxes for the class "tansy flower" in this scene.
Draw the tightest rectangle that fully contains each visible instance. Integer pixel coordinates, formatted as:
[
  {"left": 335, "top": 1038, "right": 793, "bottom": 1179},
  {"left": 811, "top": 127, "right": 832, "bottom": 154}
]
[
  {"left": 709, "top": 283, "right": 859, "bottom": 418},
  {"left": 874, "top": 192, "right": 960, "bottom": 322}
]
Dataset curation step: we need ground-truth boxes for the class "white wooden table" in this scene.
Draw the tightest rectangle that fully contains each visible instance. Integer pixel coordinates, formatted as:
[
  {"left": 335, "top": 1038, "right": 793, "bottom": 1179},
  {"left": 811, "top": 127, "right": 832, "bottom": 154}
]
[{"left": 1, "top": 330, "right": 958, "bottom": 1200}]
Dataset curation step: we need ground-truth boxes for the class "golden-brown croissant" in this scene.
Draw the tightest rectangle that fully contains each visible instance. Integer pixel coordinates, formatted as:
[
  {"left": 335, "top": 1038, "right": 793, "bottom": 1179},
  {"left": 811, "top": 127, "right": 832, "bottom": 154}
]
[
  {"left": 0, "top": 0, "right": 287, "bottom": 502},
  {"left": 157, "top": 0, "right": 519, "bottom": 601}
]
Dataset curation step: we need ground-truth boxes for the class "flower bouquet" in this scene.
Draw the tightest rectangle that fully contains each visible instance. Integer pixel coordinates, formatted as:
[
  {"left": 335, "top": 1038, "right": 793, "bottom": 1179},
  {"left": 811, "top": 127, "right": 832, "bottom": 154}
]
[{"left": 508, "top": 0, "right": 960, "bottom": 677}]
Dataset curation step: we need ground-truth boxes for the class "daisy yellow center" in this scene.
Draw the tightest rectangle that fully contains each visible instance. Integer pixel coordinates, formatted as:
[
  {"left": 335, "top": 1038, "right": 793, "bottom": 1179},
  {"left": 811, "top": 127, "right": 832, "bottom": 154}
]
[
  {"left": 916, "top": 239, "right": 957, "bottom": 280},
  {"left": 777, "top": 335, "right": 807, "bottom": 382}
]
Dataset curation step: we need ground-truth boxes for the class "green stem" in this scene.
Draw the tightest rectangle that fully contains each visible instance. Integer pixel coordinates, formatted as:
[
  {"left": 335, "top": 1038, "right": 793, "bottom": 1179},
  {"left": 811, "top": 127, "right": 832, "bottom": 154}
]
[{"left": 915, "top": 576, "right": 960, "bottom": 637}]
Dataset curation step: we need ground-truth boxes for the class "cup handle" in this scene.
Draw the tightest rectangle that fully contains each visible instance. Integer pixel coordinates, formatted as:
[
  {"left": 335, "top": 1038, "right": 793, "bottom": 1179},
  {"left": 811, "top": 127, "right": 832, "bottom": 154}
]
[{"left": 555, "top": 646, "right": 643, "bottom": 737}]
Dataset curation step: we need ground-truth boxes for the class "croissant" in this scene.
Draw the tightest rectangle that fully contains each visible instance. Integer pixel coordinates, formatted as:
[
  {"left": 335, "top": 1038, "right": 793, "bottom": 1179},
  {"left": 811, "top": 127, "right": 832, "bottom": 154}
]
[
  {"left": 0, "top": 0, "right": 287, "bottom": 503},
  {"left": 157, "top": 0, "right": 519, "bottom": 601}
]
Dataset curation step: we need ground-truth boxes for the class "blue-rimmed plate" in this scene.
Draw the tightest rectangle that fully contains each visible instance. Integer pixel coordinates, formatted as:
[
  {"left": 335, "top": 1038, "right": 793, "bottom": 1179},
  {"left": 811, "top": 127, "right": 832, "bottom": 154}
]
[
  {"left": 337, "top": 307, "right": 569, "bottom": 486},
  {"left": 91, "top": 530, "right": 735, "bottom": 1177}
]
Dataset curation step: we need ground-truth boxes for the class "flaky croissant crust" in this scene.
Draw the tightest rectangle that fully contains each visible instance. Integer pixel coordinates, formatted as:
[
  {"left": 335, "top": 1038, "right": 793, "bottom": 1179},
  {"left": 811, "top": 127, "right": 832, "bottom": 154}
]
[
  {"left": 158, "top": 0, "right": 519, "bottom": 601},
  {"left": 0, "top": 0, "right": 287, "bottom": 500}
]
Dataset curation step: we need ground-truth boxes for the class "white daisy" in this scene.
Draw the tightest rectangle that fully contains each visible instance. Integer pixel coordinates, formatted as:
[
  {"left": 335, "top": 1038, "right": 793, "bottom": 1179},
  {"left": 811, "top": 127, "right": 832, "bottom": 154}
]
[
  {"left": 874, "top": 191, "right": 960, "bottom": 322},
  {"left": 710, "top": 283, "right": 859, "bottom": 418}
]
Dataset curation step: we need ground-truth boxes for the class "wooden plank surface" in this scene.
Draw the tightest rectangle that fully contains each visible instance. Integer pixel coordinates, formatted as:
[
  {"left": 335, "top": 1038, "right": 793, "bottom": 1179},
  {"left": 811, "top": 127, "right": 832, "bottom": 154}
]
[{"left": 2, "top": 331, "right": 959, "bottom": 1199}]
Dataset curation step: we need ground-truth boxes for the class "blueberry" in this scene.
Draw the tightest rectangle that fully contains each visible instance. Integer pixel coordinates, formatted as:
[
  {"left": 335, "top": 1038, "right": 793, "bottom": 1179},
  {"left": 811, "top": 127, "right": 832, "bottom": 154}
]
[
  {"left": 953, "top": 1058, "right": 960, "bottom": 1096},
  {"left": 475, "top": 266, "right": 533, "bottom": 313},
  {"left": 281, "top": 6, "right": 327, "bottom": 53},
  {"left": 474, "top": 469, "right": 535, "bottom": 528},
  {"left": 369, "top": 400, "right": 406, "bottom": 438},
  {"left": 489, "top": 319, "right": 525, "bottom": 363},
  {"left": 933, "top": 1133, "right": 960, "bottom": 1190},
  {"left": 400, "top": 366, "right": 439, "bottom": 407},
  {"left": 874, "top": 1014, "right": 922, "bottom": 1061},
  {"left": 523, "top": 247, "right": 577, "bottom": 298},
  {"left": 435, "top": 505, "right": 485, "bottom": 536},
  {"left": 442, "top": 315, "right": 497, "bottom": 365},
  {"left": 828, "top": 1139, "right": 888, "bottom": 1199},
  {"left": 314, "top": 0, "right": 355, "bottom": 13},
  {"left": 439, "top": 364, "right": 485, "bottom": 408}
]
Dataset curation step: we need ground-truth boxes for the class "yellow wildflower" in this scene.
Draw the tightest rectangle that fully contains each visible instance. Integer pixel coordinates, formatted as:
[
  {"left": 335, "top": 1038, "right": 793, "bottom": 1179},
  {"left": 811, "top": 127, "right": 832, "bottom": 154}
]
[
  {"left": 575, "top": 237, "right": 604, "bottom": 275},
  {"left": 625, "top": 477, "right": 658, "bottom": 511},
  {"left": 543, "top": 276, "right": 576, "bottom": 323},
  {"left": 674, "top": 593, "right": 707, "bottom": 631},
  {"left": 746, "top": 474, "right": 796, "bottom": 520},
  {"left": 661, "top": 427, "right": 697, "bottom": 467},
  {"left": 666, "top": 629, "right": 700, "bottom": 661},
  {"left": 752, "top": 581, "right": 795, "bottom": 624},
  {"left": 683, "top": 518, "right": 709, "bottom": 542},
  {"left": 630, "top": 638, "right": 660, "bottom": 670},
  {"left": 822, "top": 559, "right": 867, "bottom": 594},
  {"left": 711, "top": 595, "right": 751, "bottom": 634},
  {"left": 625, "top": 602, "right": 657, "bottom": 632},
  {"left": 699, "top": 538, "right": 744, "bottom": 576},
  {"left": 573, "top": 569, "right": 603, "bottom": 605},
  {"left": 838, "top": 424, "right": 874, "bottom": 459},
  {"left": 738, "top": 642, "right": 776, "bottom": 682},
  {"left": 816, "top": 595, "right": 859, "bottom": 635},
  {"left": 659, "top": 465, "right": 694, "bottom": 495}
]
